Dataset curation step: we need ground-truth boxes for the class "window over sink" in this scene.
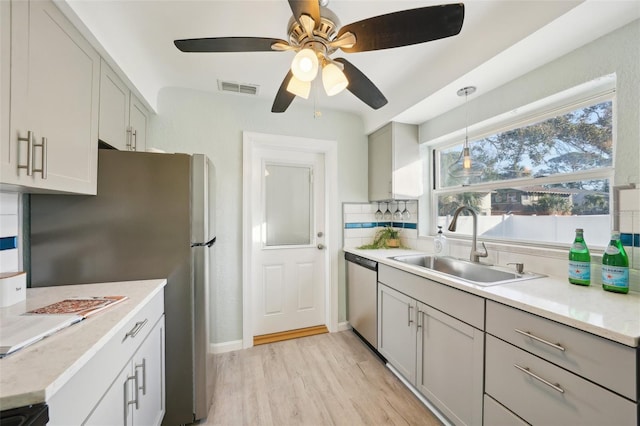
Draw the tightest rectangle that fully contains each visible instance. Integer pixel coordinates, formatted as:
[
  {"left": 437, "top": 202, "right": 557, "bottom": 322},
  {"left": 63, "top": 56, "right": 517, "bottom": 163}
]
[{"left": 422, "top": 76, "right": 615, "bottom": 248}]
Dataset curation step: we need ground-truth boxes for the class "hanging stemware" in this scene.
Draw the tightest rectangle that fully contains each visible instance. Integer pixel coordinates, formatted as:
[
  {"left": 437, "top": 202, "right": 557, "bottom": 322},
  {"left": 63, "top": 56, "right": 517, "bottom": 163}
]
[
  {"left": 375, "top": 202, "right": 383, "bottom": 221},
  {"left": 402, "top": 201, "right": 411, "bottom": 221},
  {"left": 393, "top": 201, "right": 403, "bottom": 221},
  {"left": 383, "top": 202, "right": 392, "bottom": 220}
]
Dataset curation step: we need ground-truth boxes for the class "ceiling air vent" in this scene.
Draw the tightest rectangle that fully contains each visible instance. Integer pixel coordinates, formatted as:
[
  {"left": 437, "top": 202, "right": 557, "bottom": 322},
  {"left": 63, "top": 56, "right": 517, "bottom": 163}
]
[{"left": 218, "top": 80, "right": 259, "bottom": 96}]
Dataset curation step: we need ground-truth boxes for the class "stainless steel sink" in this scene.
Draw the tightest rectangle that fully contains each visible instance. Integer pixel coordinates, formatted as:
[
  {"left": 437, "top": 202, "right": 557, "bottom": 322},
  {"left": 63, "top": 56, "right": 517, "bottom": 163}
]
[{"left": 389, "top": 255, "right": 544, "bottom": 286}]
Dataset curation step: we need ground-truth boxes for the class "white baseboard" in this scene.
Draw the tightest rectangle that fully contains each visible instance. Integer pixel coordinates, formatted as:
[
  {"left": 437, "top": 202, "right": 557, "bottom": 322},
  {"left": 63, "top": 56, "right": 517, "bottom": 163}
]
[
  {"left": 210, "top": 339, "right": 243, "bottom": 354},
  {"left": 337, "top": 321, "right": 351, "bottom": 332}
]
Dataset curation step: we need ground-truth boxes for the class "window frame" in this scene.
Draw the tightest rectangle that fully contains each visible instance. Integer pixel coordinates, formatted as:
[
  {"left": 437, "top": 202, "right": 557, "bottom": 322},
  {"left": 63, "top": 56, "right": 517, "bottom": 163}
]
[{"left": 423, "top": 80, "right": 616, "bottom": 249}]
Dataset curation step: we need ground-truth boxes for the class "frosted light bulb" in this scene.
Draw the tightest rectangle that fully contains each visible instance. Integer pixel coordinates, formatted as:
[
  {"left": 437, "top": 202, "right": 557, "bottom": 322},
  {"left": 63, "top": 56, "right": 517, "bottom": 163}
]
[
  {"left": 322, "top": 63, "right": 348, "bottom": 96},
  {"left": 291, "top": 49, "right": 319, "bottom": 82}
]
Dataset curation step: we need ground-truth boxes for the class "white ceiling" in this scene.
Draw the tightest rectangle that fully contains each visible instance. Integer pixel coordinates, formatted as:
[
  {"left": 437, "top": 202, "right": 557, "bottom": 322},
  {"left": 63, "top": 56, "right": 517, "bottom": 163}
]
[{"left": 60, "top": 0, "right": 640, "bottom": 133}]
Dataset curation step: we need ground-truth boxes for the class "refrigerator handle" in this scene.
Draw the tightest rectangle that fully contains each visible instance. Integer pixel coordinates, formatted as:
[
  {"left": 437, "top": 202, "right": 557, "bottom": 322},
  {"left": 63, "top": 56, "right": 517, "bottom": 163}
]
[{"left": 191, "top": 236, "right": 216, "bottom": 248}]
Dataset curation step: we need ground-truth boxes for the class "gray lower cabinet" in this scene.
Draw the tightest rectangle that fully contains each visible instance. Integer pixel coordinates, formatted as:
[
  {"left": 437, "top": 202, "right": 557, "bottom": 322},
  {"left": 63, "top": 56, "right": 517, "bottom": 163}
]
[
  {"left": 377, "top": 264, "right": 485, "bottom": 426},
  {"left": 416, "top": 304, "right": 484, "bottom": 426},
  {"left": 483, "top": 395, "right": 528, "bottom": 426},
  {"left": 485, "top": 300, "right": 638, "bottom": 425},
  {"left": 378, "top": 283, "right": 417, "bottom": 382}
]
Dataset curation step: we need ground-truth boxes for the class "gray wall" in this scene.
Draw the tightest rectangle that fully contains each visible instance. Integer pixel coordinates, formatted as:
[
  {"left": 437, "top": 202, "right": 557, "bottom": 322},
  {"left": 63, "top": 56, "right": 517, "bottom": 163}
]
[
  {"left": 419, "top": 19, "right": 640, "bottom": 187},
  {"left": 149, "top": 88, "right": 368, "bottom": 344}
]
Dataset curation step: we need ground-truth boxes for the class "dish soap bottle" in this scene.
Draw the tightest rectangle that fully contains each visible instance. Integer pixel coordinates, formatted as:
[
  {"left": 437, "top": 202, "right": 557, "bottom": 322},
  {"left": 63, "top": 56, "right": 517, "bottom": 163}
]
[
  {"left": 568, "top": 228, "right": 590, "bottom": 286},
  {"left": 602, "top": 231, "right": 629, "bottom": 294},
  {"left": 434, "top": 226, "right": 448, "bottom": 256}
]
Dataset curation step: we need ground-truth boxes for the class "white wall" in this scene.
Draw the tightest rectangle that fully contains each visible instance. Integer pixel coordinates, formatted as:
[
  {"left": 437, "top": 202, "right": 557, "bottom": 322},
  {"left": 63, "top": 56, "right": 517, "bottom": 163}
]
[
  {"left": 419, "top": 19, "right": 640, "bottom": 187},
  {"left": 149, "top": 88, "right": 368, "bottom": 344}
]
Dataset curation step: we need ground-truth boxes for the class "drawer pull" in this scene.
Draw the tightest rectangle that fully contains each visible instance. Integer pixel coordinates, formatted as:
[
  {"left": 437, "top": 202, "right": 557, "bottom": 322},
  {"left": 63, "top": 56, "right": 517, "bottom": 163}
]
[
  {"left": 124, "top": 318, "right": 148, "bottom": 340},
  {"left": 514, "top": 364, "right": 565, "bottom": 394},
  {"left": 514, "top": 328, "right": 565, "bottom": 352}
]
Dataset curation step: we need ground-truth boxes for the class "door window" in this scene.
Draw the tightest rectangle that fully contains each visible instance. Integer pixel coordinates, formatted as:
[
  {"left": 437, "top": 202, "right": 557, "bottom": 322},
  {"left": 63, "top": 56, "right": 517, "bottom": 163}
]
[{"left": 264, "top": 163, "right": 313, "bottom": 246}]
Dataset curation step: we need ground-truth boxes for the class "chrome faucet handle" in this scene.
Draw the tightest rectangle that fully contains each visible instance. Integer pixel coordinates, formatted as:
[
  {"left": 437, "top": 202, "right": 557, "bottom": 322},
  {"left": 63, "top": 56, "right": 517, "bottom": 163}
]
[
  {"left": 507, "top": 262, "right": 524, "bottom": 274},
  {"left": 476, "top": 242, "right": 488, "bottom": 257},
  {"left": 470, "top": 242, "right": 489, "bottom": 263}
]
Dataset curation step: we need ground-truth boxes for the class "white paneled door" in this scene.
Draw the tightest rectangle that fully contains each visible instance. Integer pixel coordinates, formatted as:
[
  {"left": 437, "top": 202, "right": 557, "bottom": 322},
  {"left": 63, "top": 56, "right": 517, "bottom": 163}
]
[{"left": 251, "top": 148, "right": 326, "bottom": 336}]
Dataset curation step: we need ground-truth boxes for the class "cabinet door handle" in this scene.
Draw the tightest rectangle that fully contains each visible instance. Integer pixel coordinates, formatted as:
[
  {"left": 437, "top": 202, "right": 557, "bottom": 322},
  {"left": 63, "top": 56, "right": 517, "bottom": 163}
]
[
  {"left": 514, "top": 364, "right": 565, "bottom": 394},
  {"left": 17, "top": 131, "right": 34, "bottom": 176},
  {"left": 126, "top": 370, "right": 140, "bottom": 409},
  {"left": 132, "top": 129, "right": 137, "bottom": 151},
  {"left": 124, "top": 318, "right": 148, "bottom": 341},
  {"left": 33, "top": 137, "right": 47, "bottom": 179},
  {"left": 514, "top": 328, "right": 565, "bottom": 352},
  {"left": 125, "top": 372, "right": 139, "bottom": 416},
  {"left": 126, "top": 126, "right": 133, "bottom": 150},
  {"left": 407, "top": 304, "right": 413, "bottom": 326},
  {"left": 417, "top": 309, "right": 423, "bottom": 329},
  {"left": 135, "top": 358, "right": 147, "bottom": 395}
]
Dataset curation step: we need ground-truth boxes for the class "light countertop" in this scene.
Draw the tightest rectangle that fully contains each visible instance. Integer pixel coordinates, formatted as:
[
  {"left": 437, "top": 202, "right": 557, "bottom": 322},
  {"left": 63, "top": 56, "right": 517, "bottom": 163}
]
[
  {"left": 344, "top": 248, "right": 640, "bottom": 347},
  {"left": 0, "top": 279, "right": 166, "bottom": 411}
]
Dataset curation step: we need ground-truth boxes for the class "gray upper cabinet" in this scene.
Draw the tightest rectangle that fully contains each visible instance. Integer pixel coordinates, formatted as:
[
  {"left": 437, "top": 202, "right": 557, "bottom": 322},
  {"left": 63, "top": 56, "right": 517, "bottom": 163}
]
[
  {"left": 1, "top": 0, "right": 99, "bottom": 194},
  {"left": 99, "top": 60, "right": 149, "bottom": 152},
  {"left": 368, "top": 122, "right": 422, "bottom": 201}
]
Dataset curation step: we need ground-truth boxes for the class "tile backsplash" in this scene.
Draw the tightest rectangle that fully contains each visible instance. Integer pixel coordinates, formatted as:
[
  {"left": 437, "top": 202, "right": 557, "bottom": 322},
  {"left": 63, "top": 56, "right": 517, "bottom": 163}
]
[
  {"left": 0, "top": 192, "right": 21, "bottom": 273},
  {"left": 343, "top": 201, "right": 418, "bottom": 248},
  {"left": 617, "top": 187, "right": 639, "bottom": 274}
]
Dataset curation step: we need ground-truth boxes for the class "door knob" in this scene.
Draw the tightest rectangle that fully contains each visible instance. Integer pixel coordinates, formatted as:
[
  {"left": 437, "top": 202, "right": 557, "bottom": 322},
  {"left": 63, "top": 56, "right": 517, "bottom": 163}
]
[{"left": 317, "top": 244, "right": 326, "bottom": 250}]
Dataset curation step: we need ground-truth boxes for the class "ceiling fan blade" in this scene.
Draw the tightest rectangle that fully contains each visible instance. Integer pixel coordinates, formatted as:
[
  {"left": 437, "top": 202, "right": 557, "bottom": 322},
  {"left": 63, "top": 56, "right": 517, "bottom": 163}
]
[
  {"left": 288, "top": 0, "right": 321, "bottom": 27},
  {"left": 272, "top": 71, "right": 297, "bottom": 113},
  {"left": 337, "top": 3, "right": 464, "bottom": 53},
  {"left": 174, "top": 37, "right": 288, "bottom": 52},
  {"left": 334, "top": 58, "right": 388, "bottom": 110}
]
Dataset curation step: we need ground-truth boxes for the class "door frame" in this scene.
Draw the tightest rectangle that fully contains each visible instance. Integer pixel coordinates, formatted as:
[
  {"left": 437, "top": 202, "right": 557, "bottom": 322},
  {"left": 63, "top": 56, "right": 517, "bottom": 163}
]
[{"left": 242, "top": 131, "right": 339, "bottom": 349}]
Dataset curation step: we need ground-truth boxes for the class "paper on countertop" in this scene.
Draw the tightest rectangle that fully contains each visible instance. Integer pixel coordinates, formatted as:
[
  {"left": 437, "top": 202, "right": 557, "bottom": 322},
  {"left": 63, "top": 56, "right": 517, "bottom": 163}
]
[
  {"left": 0, "top": 314, "right": 81, "bottom": 358},
  {"left": 0, "top": 295, "right": 127, "bottom": 357}
]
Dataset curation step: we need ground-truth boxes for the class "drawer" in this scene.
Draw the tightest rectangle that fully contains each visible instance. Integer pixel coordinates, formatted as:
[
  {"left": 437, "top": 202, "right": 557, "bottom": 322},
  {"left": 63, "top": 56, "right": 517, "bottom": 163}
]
[
  {"left": 483, "top": 394, "right": 529, "bottom": 426},
  {"left": 486, "top": 300, "right": 637, "bottom": 401},
  {"left": 47, "top": 290, "right": 164, "bottom": 425},
  {"left": 485, "top": 334, "right": 637, "bottom": 426},
  {"left": 378, "top": 264, "right": 484, "bottom": 330}
]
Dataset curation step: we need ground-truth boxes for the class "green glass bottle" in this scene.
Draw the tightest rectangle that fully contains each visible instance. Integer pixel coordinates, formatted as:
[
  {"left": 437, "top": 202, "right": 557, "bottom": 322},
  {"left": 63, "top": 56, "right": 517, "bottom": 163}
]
[
  {"left": 602, "top": 231, "right": 629, "bottom": 294},
  {"left": 568, "top": 228, "right": 590, "bottom": 285}
]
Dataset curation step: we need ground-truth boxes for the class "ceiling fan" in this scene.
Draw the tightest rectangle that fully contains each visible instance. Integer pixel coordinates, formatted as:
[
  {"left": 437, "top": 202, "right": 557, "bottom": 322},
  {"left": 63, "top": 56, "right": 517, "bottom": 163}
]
[{"left": 174, "top": 1, "right": 465, "bottom": 113}]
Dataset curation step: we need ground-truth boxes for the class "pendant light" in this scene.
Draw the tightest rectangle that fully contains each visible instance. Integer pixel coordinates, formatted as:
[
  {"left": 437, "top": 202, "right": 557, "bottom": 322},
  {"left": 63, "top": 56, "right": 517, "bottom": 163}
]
[{"left": 448, "top": 86, "right": 485, "bottom": 179}]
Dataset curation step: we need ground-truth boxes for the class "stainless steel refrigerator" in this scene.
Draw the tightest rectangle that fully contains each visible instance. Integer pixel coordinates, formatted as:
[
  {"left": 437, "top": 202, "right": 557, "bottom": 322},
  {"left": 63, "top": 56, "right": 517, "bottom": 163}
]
[{"left": 29, "top": 149, "right": 216, "bottom": 426}]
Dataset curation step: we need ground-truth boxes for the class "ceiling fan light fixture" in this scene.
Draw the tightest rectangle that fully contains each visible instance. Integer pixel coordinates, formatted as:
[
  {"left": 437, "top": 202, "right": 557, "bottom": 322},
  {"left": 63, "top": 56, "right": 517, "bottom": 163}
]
[
  {"left": 291, "top": 48, "right": 319, "bottom": 82},
  {"left": 286, "top": 75, "right": 311, "bottom": 99},
  {"left": 322, "top": 62, "right": 348, "bottom": 96}
]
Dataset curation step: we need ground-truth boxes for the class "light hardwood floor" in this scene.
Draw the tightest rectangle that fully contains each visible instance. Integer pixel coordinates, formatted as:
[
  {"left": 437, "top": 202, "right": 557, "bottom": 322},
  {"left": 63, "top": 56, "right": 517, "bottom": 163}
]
[{"left": 201, "top": 331, "right": 442, "bottom": 426}]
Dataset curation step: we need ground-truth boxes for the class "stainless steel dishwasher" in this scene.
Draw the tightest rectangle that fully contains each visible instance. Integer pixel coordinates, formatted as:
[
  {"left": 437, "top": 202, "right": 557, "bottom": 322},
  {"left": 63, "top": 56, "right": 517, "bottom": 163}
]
[{"left": 345, "top": 252, "right": 378, "bottom": 349}]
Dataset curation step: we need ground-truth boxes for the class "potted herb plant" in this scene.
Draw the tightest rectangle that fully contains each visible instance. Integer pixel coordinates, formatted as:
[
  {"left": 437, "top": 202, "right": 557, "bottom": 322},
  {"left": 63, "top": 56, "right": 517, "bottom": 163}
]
[{"left": 358, "top": 226, "right": 401, "bottom": 249}]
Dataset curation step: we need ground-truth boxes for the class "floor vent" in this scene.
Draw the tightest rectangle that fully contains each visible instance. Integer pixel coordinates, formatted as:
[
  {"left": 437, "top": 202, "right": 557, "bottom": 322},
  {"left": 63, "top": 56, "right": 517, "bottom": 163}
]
[{"left": 218, "top": 80, "right": 259, "bottom": 95}]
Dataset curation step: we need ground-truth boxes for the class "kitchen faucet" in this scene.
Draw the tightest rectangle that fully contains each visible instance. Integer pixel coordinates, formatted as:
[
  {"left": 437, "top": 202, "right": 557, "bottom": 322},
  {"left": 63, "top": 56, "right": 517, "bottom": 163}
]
[{"left": 447, "top": 206, "right": 488, "bottom": 263}]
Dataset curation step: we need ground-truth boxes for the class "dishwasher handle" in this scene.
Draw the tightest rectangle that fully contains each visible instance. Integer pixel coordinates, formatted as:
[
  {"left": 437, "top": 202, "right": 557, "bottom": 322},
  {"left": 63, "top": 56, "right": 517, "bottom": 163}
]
[{"left": 345, "top": 252, "right": 378, "bottom": 271}]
